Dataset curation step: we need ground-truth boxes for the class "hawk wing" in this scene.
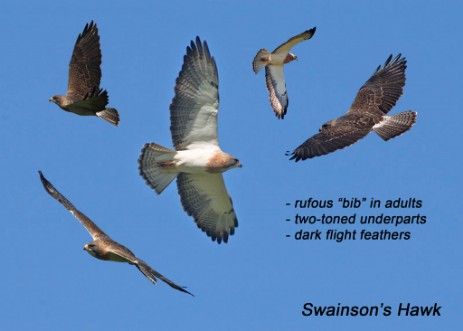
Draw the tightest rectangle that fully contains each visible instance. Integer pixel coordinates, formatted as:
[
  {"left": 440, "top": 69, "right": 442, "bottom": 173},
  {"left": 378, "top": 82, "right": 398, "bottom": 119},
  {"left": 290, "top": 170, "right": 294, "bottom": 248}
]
[
  {"left": 265, "top": 65, "right": 288, "bottom": 119},
  {"left": 104, "top": 242, "right": 193, "bottom": 295},
  {"left": 135, "top": 260, "right": 193, "bottom": 296},
  {"left": 68, "top": 87, "right": 109, "bottom": 111},
  {"left": 170, "top": 37, "right": 219, "bottom": 151},
  {"left": 39, "top": 171, "right": 107, "bottom": 240},
  {"left": 67, "top": 21, "right": 102, "bottom": 99},
  {"left": 349, "top": 54, "right": 406, "bottom": 115},
  {"left": 289, "top": 115, "right": 373, "bottom": 161},
  {"left": 176, "top": 173, "right": 237, "bottom": 244},
  {"left": 273, "top": 27, "right": 316, "bottom": 54}
]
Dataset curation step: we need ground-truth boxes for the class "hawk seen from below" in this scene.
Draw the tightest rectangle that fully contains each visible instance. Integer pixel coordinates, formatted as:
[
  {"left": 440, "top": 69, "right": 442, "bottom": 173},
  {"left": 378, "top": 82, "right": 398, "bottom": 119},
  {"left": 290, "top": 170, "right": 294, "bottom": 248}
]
[
  {"left": 138, "top": 37, "right": 241, "bottom": 244},
  {"left": 253, "top": 27, "right": 316, "bottom": 119},
  {"left": 39, "top": 171, "right": 192, "bottom": 296}
]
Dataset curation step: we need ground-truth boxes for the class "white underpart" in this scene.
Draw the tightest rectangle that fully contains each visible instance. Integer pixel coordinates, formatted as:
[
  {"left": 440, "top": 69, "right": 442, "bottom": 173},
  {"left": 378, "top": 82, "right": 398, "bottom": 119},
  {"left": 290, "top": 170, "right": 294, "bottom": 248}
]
[
  {"left": 372, "top": 117, "right": 388, "bottom": 129},
  {"left": 269, "top": 52, "right": 289, "bottom": 65},
  {"left": 174, "top": 143, "right": 221, "bottom": 173}
]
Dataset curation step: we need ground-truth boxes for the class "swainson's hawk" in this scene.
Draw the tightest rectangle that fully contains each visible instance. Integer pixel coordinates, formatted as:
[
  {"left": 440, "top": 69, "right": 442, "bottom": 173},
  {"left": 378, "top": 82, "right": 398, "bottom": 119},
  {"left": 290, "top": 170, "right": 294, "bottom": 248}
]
[
  {"left": 138, "top": 37, "right": 241, "bottom": 244},
  {"left": 39, "top": 171, "right": 192, "bottom": 296},
  {"left": 253, "top": 27, "right": 316, "bottom": 119},
  {"left": 49, "top": 21, "right": 119, "bottom": 126},
  {"left": 287, "top": 54, "right": 417, "bottom": 161}
]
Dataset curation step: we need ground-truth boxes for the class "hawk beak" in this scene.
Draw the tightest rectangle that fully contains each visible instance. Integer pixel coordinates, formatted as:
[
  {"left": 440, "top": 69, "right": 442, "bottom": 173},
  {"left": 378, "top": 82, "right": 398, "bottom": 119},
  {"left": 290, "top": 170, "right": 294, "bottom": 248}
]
[
  {"left": 237, "top": 162, "right": 243, "bottom": 168},
  {"left": 49, "top": 98, "right": 53, "bottom": 102},
  {"left": 83, "top": 244, "right": 88, "bottom": 251}
]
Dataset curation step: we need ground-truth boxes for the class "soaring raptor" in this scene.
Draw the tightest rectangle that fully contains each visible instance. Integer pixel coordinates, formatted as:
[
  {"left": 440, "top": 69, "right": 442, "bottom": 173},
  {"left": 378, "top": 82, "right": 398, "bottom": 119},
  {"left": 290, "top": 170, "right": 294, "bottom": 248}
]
[
  {"left": 39, "top": 171, "right": 192, "bottom": 296},
  {"left": 138, "top": 37, "right": 241, "bottom": 244},
  {"left": 252, "top": 27, "right": 316, "bottom": 119},
  {"left": 288, "top": 54, "right": 417, "bottom": 161},
  {"left": 49, "top": 21, "right": 119, "bottom": 126}
]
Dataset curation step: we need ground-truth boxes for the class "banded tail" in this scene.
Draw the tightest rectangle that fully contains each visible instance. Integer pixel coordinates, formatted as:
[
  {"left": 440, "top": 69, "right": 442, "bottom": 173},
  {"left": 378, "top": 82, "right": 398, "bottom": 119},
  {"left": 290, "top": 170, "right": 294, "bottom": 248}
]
[
  {"left": 96, "top": 107, "right": 120, "bottom": 126},
  {"left": 373, "top": 110, "right": 417, "bottom": 141},
  {"left": 138, "top": 143, "right": 178, "bottom": 194},
  {"left": 252, "top": 49, "right": 271, "bottom": 73}
]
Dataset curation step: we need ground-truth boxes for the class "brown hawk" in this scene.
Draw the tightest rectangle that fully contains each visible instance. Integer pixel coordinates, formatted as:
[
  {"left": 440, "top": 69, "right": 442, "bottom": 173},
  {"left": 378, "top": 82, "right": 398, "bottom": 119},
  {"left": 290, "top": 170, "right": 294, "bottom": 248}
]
[
  {"left": 288, "top": 54, "right": 417, "bottom": 161},
  {"left": 49, "top": 21, "right": 119, "bottom": 126},
  {"left": 39, "top": 171, "right": 192, "bottom": 296}
]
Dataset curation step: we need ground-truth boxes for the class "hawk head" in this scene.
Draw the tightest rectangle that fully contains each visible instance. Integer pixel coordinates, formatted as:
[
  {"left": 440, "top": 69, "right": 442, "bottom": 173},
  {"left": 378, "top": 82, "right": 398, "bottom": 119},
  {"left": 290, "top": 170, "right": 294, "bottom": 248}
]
[
  {"left": 49, "top": 95, "right": 68, "bottom": 108},
  {"left": 84, "top": 242, "right": 100, "bottom": 258},
  {"left": 205, "top": 152, "right": 242, "bottom": 173},
  {"left": 320, "top": 119, "right": 337, "bottom": 131},
  {"left": 221, "top": 155, "right": 242, "bottom": 171},
  {"left": 230, "top": 158, "right": 242, "bottom": 169},
  {"left": 284, "top": 53, "right": 297, "bottom": 64}
]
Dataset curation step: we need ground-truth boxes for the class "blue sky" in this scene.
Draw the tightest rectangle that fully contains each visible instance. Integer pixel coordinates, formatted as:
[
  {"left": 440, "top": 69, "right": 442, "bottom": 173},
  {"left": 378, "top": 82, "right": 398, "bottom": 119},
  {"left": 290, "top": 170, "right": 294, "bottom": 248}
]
[{"left": 0, "top": 0, "right": 461, "bottom": 330}]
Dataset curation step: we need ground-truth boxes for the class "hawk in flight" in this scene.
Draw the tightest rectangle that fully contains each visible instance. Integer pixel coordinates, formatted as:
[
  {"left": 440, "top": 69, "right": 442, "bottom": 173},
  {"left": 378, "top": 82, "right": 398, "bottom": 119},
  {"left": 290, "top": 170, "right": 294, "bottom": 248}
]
[
  {"left": 49, "top": 21, "right": 119, "bottom": 126},
  {"left": 287, "top": 54, "right": 417, "bottom": 161},
  {"left": 39, "top": 171, "right": 192, "bottom": 296},
  {"left": 138, "top": 37, "right": 241, "bottom": 244},
  {"left": 253, "top": 27, "right": 316, "bottom": 119}
]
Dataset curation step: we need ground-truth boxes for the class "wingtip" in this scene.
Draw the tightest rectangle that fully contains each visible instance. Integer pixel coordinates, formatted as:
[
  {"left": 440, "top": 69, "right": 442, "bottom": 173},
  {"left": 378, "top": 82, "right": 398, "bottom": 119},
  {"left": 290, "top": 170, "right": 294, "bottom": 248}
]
[
  {"left": 38, "top": 170, "right": 47, "bottom": 185},
  {"left": 79, "top": 20, "right": 98, "bottom": 41},
  {"left": 203, "top": 226, "right": 235, "bottom": 245},
  {"left": 182, "top": 287, "right": 195, "bottom": 297},
  {"left": 190, "top": 36, "right": 204, "bottom": 54},
  {"left": 285, "top": 150, "right": 302, "bottom": 162},
  {"left": 299, "top": 26, "right": 316, "bottom": 40},
  {"left": 38, "top": 170, "right": 55, "bottom": 195},
  {"left": 194, "top": 35, "right": 208, "bottom": 47},
  {"left": 186, "top": 36, "right": 213, "bottom": 64}
]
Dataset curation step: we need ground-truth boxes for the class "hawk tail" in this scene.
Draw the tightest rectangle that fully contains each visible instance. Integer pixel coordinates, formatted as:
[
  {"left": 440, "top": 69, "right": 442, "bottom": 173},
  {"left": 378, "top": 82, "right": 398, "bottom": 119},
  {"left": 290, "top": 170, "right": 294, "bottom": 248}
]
[
  {"left": 252, "top": 49, "right": 271, "bottom": 73},
  {"left": 138, "top": 143, "right": 178, "bottom": 194},
  {"left": 373, "top": 110, "right": 417, "bottom": 141},
  {"left": 96, "top": 108, "right": 120, "bottom": 126}
]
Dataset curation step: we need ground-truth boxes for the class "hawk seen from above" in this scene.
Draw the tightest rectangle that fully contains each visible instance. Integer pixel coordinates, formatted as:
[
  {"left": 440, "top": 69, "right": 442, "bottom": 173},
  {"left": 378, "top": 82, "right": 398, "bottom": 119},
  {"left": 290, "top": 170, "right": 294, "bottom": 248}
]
[
  {"left": 39, "top": 171, "right": 192, "bottom": 296},
  {"left": 253, "top": 27, "right": 316, "bottom": 119},
  {"left": 49, "top": 21, "right": 119, "bottom": 126},
  {"left": 288, "top": 54, "right": 417, "bottom": 161},
  {"left": 138, "top": 37, "right": 241, "bottom": 244}
]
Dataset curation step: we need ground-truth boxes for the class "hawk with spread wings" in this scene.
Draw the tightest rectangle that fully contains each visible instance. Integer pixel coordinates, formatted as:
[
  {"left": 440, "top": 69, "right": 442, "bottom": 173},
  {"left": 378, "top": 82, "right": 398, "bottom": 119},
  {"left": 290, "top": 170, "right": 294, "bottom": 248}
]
[
  {"left": 138, "top": 37, "right": 241, "bottom": 244},
  {"left": 253, "top": 27, "right": 316, "bottom": 119},
  {"left": 49, "top": 21, "right": 119, "bottom": 126},
  {"left": 288, "top": 54, "right": 417, "bottom": 161},
  {"left": 39, "top": 171, "right": 192, "bottom": 296}
]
